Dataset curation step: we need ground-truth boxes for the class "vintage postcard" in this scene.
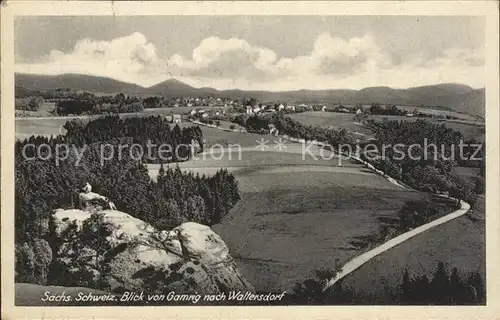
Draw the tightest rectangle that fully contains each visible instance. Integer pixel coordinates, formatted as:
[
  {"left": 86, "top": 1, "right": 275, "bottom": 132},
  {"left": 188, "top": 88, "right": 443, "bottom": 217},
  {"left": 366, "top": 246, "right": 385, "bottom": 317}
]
[{"left": 1, "top": 1, "right": 499, "bottom": 319}]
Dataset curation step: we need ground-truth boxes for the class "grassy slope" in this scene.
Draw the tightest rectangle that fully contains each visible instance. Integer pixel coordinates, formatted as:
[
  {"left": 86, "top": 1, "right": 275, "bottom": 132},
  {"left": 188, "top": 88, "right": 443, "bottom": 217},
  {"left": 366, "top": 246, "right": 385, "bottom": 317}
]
[
  {"left": 199, "top": 148, "right": 428, "bottom": 292},
  {"left": 287, "top": 112, "right": 374, "bottom": 137}
]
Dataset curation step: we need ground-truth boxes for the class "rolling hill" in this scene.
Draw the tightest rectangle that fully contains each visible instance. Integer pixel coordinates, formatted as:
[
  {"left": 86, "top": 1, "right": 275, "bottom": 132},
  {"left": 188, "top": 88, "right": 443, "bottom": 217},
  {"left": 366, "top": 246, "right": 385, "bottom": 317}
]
[
  {"left": 15, "top": 73, "right": 145, "bottom": 95},
  {"left": 147, "top": 78, "right": 218, "bottom": 97},
  {"left": 15, "top": 73, "right": 485, "bottom": 117}
]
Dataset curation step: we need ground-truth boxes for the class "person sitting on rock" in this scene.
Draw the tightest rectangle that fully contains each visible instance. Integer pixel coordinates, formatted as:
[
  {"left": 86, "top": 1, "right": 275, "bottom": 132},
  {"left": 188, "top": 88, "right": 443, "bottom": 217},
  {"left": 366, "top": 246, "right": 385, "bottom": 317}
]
[{"left": 78, "top": 182, "right": 117, "bottom": 211}]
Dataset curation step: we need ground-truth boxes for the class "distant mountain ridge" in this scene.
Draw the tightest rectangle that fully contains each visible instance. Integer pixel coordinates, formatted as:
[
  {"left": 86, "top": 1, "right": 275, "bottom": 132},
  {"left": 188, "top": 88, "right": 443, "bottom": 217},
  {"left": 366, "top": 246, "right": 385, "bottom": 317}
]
[{"left": 15, "top": 73, "right": 485, "bottom": 117}]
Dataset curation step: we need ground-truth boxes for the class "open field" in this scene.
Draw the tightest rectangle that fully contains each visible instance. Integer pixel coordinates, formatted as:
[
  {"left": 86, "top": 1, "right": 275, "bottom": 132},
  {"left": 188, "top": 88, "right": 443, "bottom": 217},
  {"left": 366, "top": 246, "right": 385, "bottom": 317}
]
[
  {"left": 341, "top": 196, "right": 485, "bottom": 303},
  {"left": 396, "top": 105, "right": 479, "bottom": 121},
  {"left": 338, "top": 104, "right": 480, "bottom": 121},
  {"left": 148, "top": 146, "right": 432, "bottom": 292},
  {"left": 15, "top": 101, "right": 57, "bottom": 118},
  {"left": 288, "top": 112, "right": 374, "bottom": 137},
  {"left": 184, "top": 124, "right": 263, "bottom": 148},
  {"left": 214, "top": 170, "right": 425, "bottom": 292},
  {"left": 16, "top": 117, "right": 69, "bottom": 139}
]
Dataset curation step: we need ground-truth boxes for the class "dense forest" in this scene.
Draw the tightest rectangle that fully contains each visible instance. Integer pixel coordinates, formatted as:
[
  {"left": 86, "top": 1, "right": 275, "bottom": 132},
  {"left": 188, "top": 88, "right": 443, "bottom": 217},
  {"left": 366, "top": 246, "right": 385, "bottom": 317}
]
[
  {"left": 63, "top": 115, "right": 204, "bottom": 163},
  {"left": 15, "top": 116, "right": 240, "bottom": 285}
]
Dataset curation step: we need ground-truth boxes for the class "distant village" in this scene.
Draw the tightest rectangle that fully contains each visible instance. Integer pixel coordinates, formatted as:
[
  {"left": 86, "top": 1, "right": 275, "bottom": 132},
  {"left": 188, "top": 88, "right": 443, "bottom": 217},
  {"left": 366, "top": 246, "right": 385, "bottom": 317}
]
[{"left": 16, "top": 87, "right": 454, "bottom": 122}]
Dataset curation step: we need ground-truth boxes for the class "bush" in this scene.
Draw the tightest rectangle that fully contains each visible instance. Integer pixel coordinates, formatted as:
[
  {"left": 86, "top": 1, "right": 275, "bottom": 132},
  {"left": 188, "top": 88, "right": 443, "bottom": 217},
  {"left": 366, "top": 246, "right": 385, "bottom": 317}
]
[
  {"left": 474, "top": 176, "right": 485, "bottom": 194},
  {"left": 15, "top": 96, "right": 45, "bottom": 111},
  {"left": 401, "top": 262, "right": 485, "bottom": 305},
  {"left": 15, "top": 239, "right": 52, "bottom": 285},
  {"left": 397, "top": 200, "right": 439, "bottom": 231}
]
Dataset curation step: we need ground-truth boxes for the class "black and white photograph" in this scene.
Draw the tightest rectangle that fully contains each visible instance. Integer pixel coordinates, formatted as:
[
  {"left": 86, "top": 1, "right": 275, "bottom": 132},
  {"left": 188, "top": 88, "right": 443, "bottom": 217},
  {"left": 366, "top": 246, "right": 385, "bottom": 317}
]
[{"left": 1, "top": 1, "right": 499, "bottom": 318}]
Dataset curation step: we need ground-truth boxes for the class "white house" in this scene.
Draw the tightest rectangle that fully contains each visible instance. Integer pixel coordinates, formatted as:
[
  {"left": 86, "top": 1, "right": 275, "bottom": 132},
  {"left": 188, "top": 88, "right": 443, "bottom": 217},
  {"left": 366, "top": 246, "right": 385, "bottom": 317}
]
[
  {"left": 190, "top": 110, "right": 197, "bottom": 116},
  {"left": 172, "top": 114, "right": 182, "bottom": 123},
  {"left": 246, "top": 106, "right": 253, "bottom": 114},
  {"left": 356, "top": 109, "right": 363, "bottom": 115},
  {"left": 286, "top": 105, "right": 296, "bottom": 112},
  {"left": 321, "top": 106, "right": 327, "bottom": 112},
  {"left": 253, "top": 106, "right": 262, "bottom": 113},
  {"left": 278, "top": 104, "right": 285, "bottom": 111}
]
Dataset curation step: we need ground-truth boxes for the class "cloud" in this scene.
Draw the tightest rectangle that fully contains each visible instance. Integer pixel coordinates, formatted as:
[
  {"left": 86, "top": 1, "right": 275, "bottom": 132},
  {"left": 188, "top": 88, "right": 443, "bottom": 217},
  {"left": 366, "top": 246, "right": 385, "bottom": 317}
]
[
  {"left": 274, "top": 33, "right": 392, "bottom": 76},
  {"left": 16, "top": 31, "right": 485, "bottom": 90},
  {"left": 16, "top": 32, "right": 165, "bottom": 86},
  {"left": 164, "top": 36, "right": 277, "bottom": 78}
]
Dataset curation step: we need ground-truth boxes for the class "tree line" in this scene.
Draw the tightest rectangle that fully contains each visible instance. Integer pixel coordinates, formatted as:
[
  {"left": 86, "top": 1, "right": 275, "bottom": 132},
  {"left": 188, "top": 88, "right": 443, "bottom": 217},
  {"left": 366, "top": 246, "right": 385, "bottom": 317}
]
[
  {"left": 364, "top": 119, "right": 483, "bottom": 204},
  {"left": 15, "top": 96, "right": 45, "bottom": 111},
  {"left": 55, "top": 92, "right": 145, "bottom": 115},
  {"left": 282, "top": 261, "right": 485, "bottom": 305}
]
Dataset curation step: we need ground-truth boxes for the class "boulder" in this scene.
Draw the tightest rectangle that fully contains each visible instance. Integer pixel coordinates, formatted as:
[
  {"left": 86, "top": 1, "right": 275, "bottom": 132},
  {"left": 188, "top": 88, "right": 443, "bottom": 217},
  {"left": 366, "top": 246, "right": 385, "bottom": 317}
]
[{"left": 50, "top": 208, "right": 254, "bottom": 295}]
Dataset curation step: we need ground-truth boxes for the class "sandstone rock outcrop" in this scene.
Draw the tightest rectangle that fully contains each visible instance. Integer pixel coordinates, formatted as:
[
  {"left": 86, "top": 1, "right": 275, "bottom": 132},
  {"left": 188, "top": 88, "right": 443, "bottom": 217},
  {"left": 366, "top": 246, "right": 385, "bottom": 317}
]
[{"left": 50, "top": 208, "right": 254, "bottom": 295}]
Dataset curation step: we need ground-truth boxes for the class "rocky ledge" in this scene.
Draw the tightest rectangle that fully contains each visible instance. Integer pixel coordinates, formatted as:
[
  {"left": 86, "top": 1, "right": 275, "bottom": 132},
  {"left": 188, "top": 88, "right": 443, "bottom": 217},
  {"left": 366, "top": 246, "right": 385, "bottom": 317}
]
[{"left": 50, "top": 208, "right": 254, "bottom": 296}]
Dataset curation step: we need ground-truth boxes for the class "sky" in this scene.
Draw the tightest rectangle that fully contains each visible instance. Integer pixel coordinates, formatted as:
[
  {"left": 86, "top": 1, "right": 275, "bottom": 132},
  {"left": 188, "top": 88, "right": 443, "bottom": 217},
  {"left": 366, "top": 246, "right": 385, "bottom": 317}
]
[{"left": 15, "top": 16, "right": 485, "bottom": 90}]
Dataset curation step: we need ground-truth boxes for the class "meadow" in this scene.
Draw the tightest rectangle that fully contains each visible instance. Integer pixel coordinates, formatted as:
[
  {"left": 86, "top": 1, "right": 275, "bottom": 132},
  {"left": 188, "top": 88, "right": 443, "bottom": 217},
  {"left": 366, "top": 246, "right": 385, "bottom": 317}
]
[
  {"left": 147, "top": 145, "right": 431, "bottom": 292},
  {"left": 287, "top": 112, "right": 374, "bottom": 137}
]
